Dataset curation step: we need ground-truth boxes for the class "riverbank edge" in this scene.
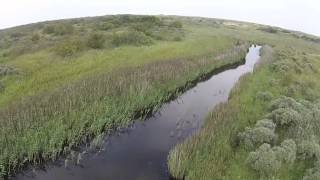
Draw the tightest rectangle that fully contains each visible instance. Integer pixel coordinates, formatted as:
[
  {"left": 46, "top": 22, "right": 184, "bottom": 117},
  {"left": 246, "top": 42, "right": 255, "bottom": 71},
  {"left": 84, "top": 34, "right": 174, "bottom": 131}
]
[{"left": 167, "top": 45, "right": 268, "bottom": 180}]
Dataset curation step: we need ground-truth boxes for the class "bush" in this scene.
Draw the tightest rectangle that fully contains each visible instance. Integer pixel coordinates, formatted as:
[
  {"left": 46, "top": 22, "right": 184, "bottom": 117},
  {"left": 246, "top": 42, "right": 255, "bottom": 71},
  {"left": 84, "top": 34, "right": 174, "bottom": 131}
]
[
  {"left": 30, "top": 33, "right": 41, "bottom": 42},
  {"left": 239, "top": 126, "right": 277, "bottom": 149},
  {"left": 111, "top": 30, "right": 153, "bottom": 46},
  {"left": 99, "top": 22, "right": 115, "bottom": 31},
  {"left": 269, "top": 96, "right": 306, "bottom": 113},
  {"left": 303, "top": 161, "right": 320, "bottom": 180},
  {"left": 267, "top": 108, "right": 302, "bottom": 127},
  {"left": 297, "top": 139, "right": 320, "bottom": 160},
  {"left": 0, "top": 81, "right": 4, "bottom": 92},
  {"left": 246, "top": 143, "right": 281, "bottom": 177},
  {"left": 247, "top": 140, "right": 296, "bottom": 178},
  {"left": 87, "top": 33, "right": 105, "bottom": 49},
  {"left": 173, "top": 36, "right": 183, "bottom": 41},
  {"left": 170, "top": 21, "right": 183, "bottom": 28},
  {"left": 255, "top": 119, "right": 276, "bottom": 131},
  {"left": 54, "top": 38, "right": 85, "bottom": 57},
  {"left": 43, "top": 24, "right": 55, "bottom": 34},
  {"left": 0, "top": 65, "right": 17, "bottom": 76},
  {"left": 258, "top": 26, "right": 278, "bottom": 34},
  {"left": 131, "top": 23, "right": 152, "bottom": 35},
  {"left": 256, "top": 91, "right": 273, "bottom": 101},
  {"left": 273, "top": 139, "right": 297, "bottom": 165},
  {"left": 270, "top": 61, "right": 291, "bottom": 74},
  {"left": 43, "top": 23, "right": 74, "bottom": 36}
]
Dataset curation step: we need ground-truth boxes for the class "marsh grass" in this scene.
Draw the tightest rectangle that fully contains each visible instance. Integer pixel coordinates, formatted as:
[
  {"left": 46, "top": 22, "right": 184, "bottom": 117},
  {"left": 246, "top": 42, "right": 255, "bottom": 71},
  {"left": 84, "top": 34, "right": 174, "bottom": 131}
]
[
  {"left": 2, "top": 15, "right": 320, "bottom": 179},
  {"left": 0, "top": 43, "right": 248, "bottom": 177},
  {"left": 168, "top": 37, "right": 320, "bottom": 179}
]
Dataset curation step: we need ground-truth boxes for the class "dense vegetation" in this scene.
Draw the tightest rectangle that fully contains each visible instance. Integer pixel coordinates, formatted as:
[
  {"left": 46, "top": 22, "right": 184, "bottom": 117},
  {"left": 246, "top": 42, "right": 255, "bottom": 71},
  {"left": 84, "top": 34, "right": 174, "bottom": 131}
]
[
  {"left": 1, "top": 14, "right": 320, "bottom": 179},
  {"left": 168, "top": 18, "right": 320, "bottom": 180},
  {"left": 0, "top": 15, "right": 249, "bottom": 178}
]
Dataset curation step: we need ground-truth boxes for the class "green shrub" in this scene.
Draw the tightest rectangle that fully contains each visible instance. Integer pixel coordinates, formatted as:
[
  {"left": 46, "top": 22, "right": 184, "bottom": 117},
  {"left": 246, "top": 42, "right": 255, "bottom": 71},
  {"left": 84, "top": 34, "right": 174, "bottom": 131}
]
[
  {"left": 270, "top": 61, "right": 291, "bottom": 73},
  {"left": 297, "top": 139, "right": 320, "bottom": 160},
  {"left": 258, "top": 26, "right": 278, "bottom": 34},
  {"left": 43, "top": 24, "right": 55, "bottom": 34},
  {"left": 43, "top": 23, "right": 74, "bottom": 36},
  {"left": 246, "top": 140, "right": 296, "bottom": 178},
  {"left": 267, "top": 108, "right": 302, "bottom": 127},
  {"left": 246, "top": 143, "right": 281, "bottom": 177},
  {"left": 173, "top": 36, "right": 183, "bottom": 41},
  {"left": 9, "top": 32, "right": 25, "bottom": 40},
  {"left": 111, "top": 30, "right": 153, "bottom": 46},
  {"left": 269, "top": 96, "right": 306, "bottom": 113},
  {"left": 30, "top": 33, "right": 41, "bottom": 42},
  {"left": 239, "top": 126, "right": 277, "bottom": 149},
  {"left": 0, "top": 65, "right": 17, "bottom": 76},
  {"left": 87, "top": 33, "right": 105, "bottom": 49},
  {"left": 131, "top": 23, "right": 152, "bottom": 35},
  {"left": 0, "top": 81, "right": 4, "bottom": 92},
  {"left": 138, "top": 16, "right": 161, "bottom": 25},
  {"left": 303, "top": 161, "right": 320, "bottom": 180},
  {"left": 273, "top": 139, "right": 297, "bottom": 165},
  {"left": 170, "top": 21, "right": 183, "bottom": 28},
  {"left": 255, "top": 119, "right": 276, "bottom": 131},
  {"left": 99, "top": 22, "right": 115, "bottom": 31},
  {"left": 256, "top": 91, "right": 273, "bottom": 101},
  {"left": 247, "top": 140, "right": 296, "bottom": 178},
  {"left": 54, "top": 38, "right": 85, "bottom": 57}
]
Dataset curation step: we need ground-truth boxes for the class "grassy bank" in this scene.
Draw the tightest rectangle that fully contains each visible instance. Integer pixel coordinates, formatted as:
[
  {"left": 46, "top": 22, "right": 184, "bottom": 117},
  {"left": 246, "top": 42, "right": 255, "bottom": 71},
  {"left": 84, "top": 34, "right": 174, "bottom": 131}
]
[
  {"left": 0, "top": 15, "right": 249, "bottom": 178},
  {"left": 168, "top": 24, "right": 320, "bottom": 179}
]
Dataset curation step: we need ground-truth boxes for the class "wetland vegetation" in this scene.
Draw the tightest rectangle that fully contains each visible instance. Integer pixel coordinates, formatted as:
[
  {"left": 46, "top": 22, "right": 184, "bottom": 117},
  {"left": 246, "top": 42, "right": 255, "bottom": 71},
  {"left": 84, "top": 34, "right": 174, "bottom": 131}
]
[
  {"left": 0, "top": 14, "right": 320, "bottom": 180},
  {"left": 168, "top": 18, "right": 320, "bottom": 180}
]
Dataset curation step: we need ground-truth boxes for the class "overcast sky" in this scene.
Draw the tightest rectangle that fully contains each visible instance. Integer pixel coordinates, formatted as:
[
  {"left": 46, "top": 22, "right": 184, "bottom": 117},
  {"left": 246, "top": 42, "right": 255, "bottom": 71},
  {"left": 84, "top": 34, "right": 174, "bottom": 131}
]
[{"left": 1, "top": 0, "right": 319, "bottom": 36}]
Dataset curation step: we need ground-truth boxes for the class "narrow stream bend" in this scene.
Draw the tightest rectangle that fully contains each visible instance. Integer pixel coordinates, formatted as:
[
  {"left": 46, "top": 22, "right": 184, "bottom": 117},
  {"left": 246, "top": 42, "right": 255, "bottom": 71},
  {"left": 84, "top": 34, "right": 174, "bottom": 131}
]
[{"left": 15, "top": 45, "right": 261, "bottom": 180}]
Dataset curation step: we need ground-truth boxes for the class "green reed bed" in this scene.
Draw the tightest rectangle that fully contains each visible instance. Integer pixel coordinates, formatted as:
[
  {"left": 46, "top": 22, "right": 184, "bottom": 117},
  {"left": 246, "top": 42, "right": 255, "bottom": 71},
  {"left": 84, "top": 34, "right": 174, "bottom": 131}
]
[{"left": 0, "top": 43, "right": 248, "bottom": 177}]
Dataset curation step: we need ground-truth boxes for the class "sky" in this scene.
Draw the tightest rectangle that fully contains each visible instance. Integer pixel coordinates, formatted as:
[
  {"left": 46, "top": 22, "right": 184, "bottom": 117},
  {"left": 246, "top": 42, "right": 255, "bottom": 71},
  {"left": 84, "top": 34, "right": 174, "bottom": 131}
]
[{"left": 1, "top": 0, "right": 320, "bottom": 36}]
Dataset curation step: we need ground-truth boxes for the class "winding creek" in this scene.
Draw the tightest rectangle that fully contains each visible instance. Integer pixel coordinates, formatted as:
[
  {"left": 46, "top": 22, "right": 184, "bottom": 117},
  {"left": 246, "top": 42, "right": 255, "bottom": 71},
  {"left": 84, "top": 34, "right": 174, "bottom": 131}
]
[{"left": 15, "top": 45, "right": 261, "bottom": 180}]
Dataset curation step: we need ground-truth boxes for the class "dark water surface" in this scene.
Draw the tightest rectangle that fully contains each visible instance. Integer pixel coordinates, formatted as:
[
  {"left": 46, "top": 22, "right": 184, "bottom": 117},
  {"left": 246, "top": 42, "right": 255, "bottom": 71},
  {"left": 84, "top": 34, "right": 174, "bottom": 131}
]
[{"left": 15, "top": 45, "right": 261, "bottom": 180}]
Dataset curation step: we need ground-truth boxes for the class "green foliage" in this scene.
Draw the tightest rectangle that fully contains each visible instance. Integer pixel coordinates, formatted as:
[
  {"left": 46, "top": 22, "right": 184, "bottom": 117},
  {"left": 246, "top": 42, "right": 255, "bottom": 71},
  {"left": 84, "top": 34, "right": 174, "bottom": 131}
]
[
  {"left": 0, "top": 35, "right": 243, "bottom": 177},
  {"left": 246, "top": 140, "right": 296, "bottom": 178},
  {"left": 274, "top": 139, "right": 297, "bottom": 165},
  {"left": 297, "top": 138, "right": 320, "bottom": 161},
  {"left": 167, "top": 36, "right": 320, "bottom": 179},
  {"left": 9, "top": 32, "right": 25, "bottom": 39},
  {"left": 255, "top": 119, "right": 276, "bottom": 130},
  {"left": 239, "top": 125, "right": 277, "bottom": 150},
  {"left": 0, "top": 65, "right": 17, "bottom": 76},
  {"left": 270, "top": 61, "right": 291, "bottom": 74},
  {"left": 2, "top": 15, "right": 320, "bottom": 179},
  {"left": 111, "top": 30, "right": 153, "bottom": 46},
  {"left": 303, "top": 161, "right": 320, "bottom": 180},
  {"left": 268, "top": 108, "right": 302, "bottom": 127},
  {"left": 170, "top": 21, "right": 183, "bottom": 28},
  {"left": 0, "top": 81, "right": 4, "bottom": 92},
  {"left": 246, "top": 143, "right": 281, "bottom": 177},
  {"left": 87, "top": 33, "right": 105, "bottom": 49},
  {"left": 269, "top": 96, "right": 305, "bottom": 112},
  {"left": 43, "top": 23, "right": 74, "bottom": 36},
  {"left": 99, "top": 22, "right": 115, "bottom": 31},
  {"left": 54, "top": 38, "right": 85, "bottom": 57},
  {"left": 256, "top": 91, "right": 273, "bottom": 101},
  {"left": 258, "top": 26, "right": 278, "bottom": 34},
  {"left": 30, "top": 33, "right": 41, "bottom": 42}
]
